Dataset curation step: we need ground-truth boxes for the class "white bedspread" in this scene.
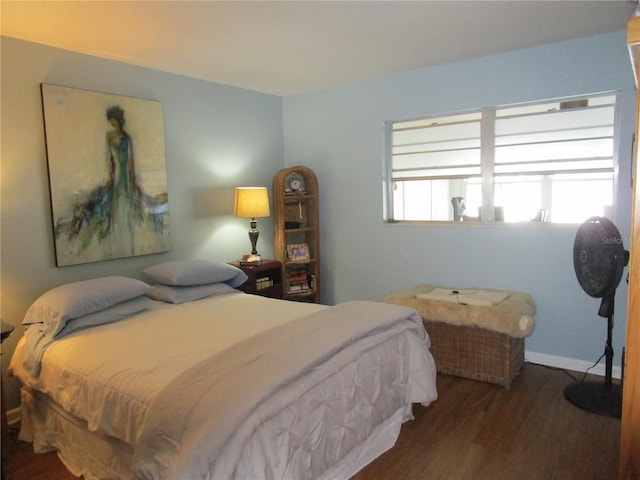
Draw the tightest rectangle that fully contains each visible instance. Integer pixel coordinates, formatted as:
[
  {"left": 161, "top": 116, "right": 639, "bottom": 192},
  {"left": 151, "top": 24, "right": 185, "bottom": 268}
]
[
  {"left": 10, "top": 293, "right": 326, "bottom": 446},
  {"left": 134, "top": 300, "right": 434, "bottom": 479}
]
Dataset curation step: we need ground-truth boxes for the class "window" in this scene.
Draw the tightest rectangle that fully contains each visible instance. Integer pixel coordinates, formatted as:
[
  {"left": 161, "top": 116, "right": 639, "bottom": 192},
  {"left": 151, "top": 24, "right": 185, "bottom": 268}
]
[{"left": 386, "top": 94, "right": 617, "bottom": 223}]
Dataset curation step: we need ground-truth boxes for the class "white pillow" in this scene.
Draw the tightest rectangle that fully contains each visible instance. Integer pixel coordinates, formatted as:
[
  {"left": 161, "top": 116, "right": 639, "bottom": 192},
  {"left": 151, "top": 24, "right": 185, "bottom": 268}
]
[
  {"left": 145, "top": 283, "right": 240, "bottom": 304},
  {"left": 143, "top": 260, "right": 248, "bottom": 287},
  {"left": 22, "top": 276, "right": 151, "bottom": 337}
]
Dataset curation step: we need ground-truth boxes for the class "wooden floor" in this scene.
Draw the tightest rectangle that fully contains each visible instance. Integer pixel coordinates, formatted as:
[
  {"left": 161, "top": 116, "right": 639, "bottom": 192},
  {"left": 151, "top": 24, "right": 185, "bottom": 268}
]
[
  {"left": 1, "top": 363, "right": 620, "bottom": 480},
  {"left": 353, "top": 363, "right": 620, "bottom": 480}
]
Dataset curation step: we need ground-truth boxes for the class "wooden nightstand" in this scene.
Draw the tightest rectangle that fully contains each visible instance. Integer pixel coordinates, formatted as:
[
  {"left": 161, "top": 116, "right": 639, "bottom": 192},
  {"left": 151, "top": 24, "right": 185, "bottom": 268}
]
[{"left": 229, "top": 260, "right": 283, "bottom": 299}]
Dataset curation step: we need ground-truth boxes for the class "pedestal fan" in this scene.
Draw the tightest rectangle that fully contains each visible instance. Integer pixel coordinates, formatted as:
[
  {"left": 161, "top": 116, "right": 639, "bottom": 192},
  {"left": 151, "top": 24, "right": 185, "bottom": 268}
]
[{"left": 564, "top": 216, "right": 629, "bottom": 418}]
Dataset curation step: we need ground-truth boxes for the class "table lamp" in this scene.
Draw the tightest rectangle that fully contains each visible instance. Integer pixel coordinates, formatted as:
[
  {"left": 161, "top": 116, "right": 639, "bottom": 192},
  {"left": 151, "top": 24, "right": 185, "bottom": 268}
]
[{"left": 234, "top": 187, "right": 270, "bottom": 264}]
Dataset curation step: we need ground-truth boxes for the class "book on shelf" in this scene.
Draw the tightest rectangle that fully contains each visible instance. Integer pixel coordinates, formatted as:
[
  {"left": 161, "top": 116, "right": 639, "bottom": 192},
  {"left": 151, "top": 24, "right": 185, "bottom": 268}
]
[
  {"left": 239, "top": 254, "right": 262, "bottom": 266},
  {"left": 256, "top": 277, "right": 274, "bottom": 290},
  {"left": 288, "top": 286, "right": 312, "bottom": 294},
  {"left": 289, "top": 274, "right": 308, "bottom": 283},
  {"left": 287, "top": 268, "right": 308, "bottom": 276},
  {"left": 287, "top": 265, "right": 314, "bottom": 292}
]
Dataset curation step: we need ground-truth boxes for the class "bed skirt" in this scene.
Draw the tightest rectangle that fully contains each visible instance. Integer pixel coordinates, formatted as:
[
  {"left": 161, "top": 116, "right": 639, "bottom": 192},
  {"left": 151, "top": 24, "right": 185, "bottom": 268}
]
[
  {"left": 18, "top": 385, "right": 415, "bottom": 480},
  {"left": 20, "top": 387, "right": 136, "bottom": 480}
]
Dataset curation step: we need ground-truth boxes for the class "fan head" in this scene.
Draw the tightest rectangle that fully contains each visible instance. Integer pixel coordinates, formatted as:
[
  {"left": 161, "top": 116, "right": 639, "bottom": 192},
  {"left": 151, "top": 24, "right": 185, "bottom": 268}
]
[{"left": 573, "top": 216, "right": 627, "bottom": 301}]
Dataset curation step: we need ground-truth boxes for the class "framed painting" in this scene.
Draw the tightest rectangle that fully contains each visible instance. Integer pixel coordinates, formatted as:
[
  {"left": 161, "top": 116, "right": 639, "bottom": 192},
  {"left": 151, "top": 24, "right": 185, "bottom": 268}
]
[{"left": 41, "top": 84, "right": 171, "bottom": 266}]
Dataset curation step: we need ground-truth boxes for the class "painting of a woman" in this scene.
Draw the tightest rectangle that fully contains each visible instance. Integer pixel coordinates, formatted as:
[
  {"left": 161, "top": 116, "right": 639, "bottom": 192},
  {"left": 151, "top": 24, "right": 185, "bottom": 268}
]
[{"left": 42, "top": 85, "right": 170, "bottom": 266}]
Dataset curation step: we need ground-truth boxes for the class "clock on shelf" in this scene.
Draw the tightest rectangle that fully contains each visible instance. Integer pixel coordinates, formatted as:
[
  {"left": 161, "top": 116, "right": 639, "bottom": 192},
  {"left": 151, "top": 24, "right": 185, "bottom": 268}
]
[
  {"left": 273, "top": 166, "right": 320, "bottom": 303},
  {"left": 284, "top": 172, "right": 305, "bottom": 194}
]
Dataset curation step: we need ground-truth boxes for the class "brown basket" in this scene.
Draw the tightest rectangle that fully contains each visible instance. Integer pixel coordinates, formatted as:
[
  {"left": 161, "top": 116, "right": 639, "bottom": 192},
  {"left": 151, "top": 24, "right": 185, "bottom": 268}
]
[{"left": 424, "top": 320, "right": 524, "bottom": 387}]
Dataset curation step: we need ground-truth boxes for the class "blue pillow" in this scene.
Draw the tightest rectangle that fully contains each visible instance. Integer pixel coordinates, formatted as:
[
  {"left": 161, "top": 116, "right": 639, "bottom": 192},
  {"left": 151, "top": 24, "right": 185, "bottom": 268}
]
[
  {"left": 145, "top": 283, "right": 240, "bottom": 304},
  {"left": 58, "top": 296, "right": 152, "bottom": 337},
  {"left": 143, "top": 260, "right": 247, "bottom": 287},
  {"left": 22, "top": 276, "right": 151, "bottom": 338},
  {"left": 21, "top": 296, "right": 152, "bottom": 379}
]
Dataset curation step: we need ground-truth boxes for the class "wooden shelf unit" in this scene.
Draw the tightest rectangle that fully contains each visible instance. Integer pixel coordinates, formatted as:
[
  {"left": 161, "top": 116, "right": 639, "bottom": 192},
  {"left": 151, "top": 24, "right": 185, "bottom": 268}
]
[{"left": 272, "top": 166, "right": 320, "bottom": 303}]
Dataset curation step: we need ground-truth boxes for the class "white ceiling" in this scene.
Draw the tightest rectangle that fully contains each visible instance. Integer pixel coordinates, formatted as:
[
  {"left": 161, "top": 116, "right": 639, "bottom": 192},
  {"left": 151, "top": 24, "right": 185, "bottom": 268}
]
[{"left": 1, "top": 1, "right": 636, "bottom": 96}]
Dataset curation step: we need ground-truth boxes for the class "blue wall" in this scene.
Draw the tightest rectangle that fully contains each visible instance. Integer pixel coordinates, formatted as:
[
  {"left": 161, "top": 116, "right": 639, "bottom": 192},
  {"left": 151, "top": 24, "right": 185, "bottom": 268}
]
[{"left": 282, "top": 31, "right": 635, "bottom": 373}]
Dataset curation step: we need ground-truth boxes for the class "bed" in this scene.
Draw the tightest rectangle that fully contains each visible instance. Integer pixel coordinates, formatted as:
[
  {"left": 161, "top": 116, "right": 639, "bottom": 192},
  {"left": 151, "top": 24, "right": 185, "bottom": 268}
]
[{"left": 9, "top": 260, "right": 438, "bottom": 479}]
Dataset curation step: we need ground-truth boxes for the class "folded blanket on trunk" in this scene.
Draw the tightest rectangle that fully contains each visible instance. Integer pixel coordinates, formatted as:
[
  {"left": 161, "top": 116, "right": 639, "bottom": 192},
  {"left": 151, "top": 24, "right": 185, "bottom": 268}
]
[
  {"left": 416, "top": 288, "right": 510, "bottom": 306},
  {"left": 384, "top": 285, "right": 536, "bottom": 338}
]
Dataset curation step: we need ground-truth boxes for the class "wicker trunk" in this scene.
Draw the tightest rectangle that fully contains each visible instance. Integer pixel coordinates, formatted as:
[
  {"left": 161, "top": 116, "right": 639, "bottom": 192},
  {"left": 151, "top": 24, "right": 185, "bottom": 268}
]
[
  {"left": 383, "top": 285, "right": 535, "bottom": 387},
  {"left": 424, "top": 320, "right": 524, "bottom": 387}
]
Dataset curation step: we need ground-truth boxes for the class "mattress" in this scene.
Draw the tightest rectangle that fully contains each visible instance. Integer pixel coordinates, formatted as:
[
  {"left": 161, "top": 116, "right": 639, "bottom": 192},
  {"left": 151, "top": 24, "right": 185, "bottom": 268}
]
[{"left": 10, "top": 292, "right": 438, "bottom": 479}]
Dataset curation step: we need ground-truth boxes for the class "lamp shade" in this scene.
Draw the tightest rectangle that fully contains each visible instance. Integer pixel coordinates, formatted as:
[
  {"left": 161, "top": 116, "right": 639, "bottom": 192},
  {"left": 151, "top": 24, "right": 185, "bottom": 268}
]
[{"left": 234, "top": 187, "right": 270, "bottom": 218}]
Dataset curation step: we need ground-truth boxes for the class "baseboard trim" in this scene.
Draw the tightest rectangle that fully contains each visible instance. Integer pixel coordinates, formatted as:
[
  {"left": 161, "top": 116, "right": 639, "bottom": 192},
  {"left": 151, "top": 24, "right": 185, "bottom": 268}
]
[{"left": 525, "top": 350, "right": 622, "bottom": 380}]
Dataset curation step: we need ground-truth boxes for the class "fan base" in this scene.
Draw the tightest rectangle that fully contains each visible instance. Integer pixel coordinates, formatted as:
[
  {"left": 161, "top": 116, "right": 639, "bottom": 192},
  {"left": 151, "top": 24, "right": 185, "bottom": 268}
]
[{"left": 564, "top": 380, "right": 622, "bottom": 418}]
